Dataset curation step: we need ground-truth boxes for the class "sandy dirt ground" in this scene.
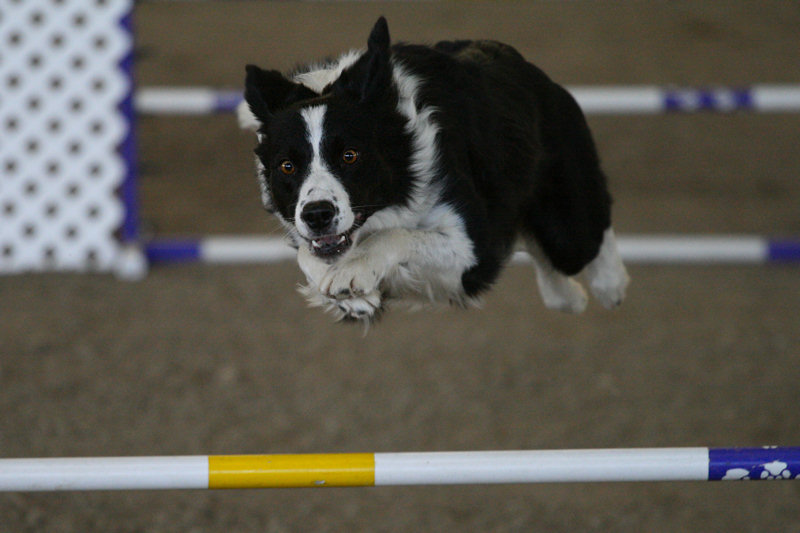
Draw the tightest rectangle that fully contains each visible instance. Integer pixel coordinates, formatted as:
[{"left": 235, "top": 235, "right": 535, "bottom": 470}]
[{"left": 2, "top": 1, "right": 800, "bottom": 531}]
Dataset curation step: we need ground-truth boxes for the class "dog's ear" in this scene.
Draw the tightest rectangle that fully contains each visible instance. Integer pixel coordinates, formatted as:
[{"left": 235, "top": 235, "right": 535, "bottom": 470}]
[
  {"left": 367, "top": 16, "right": 391, "bottom": 58},
  {"left": 335, "top": 17, "right": 393, "bottom": 103},
  {"left": 244, "top": 65, "right": 317, "bottom": 122}
]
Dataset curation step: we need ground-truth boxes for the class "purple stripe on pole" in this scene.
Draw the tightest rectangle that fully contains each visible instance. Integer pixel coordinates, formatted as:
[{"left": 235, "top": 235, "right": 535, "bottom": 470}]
[
  {"left": 708, "top": 447, "right": 800, "bottom": 480},
  {"left": 145, "top": 240, "right": 201, "bottom": 263},
  {"left": 733, "top": 88, "right": 754, "bottom": 109},
  {"left": 663, "top": 90, "right": 682, "bottom": 111},
  {"left": 118, "top": 7, "right": 140, "bottom": 243},
  {"left": 768, "top": 239, "right": 800, "bottom": 262},
  {"left": 215, "top": 91, "right": 244, "bottom": 113},
  {"left": 663, "top": 88, "right": 756, "bottom": 112},
  {"left": 697, "top": 90, "right": 717, "bottom": 110}
]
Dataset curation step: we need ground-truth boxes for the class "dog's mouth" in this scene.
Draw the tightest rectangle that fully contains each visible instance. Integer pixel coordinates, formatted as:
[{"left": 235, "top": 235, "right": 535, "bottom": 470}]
[
  {"left": 303, "top": 213, "right": 366, "bottom": 261},
  {"left": 309, "top": 231, "right": 352, "bottom": 259}
]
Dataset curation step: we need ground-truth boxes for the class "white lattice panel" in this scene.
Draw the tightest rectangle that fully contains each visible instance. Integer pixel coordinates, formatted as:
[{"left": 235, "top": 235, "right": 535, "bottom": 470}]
[{"left": 1, "top": 0, "right": 133, "bottom": 273}]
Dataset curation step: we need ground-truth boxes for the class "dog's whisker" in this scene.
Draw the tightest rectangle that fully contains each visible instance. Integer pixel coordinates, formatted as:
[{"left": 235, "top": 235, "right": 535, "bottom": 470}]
[{"left": 350, "top": 203, "right": 391, "bottom": 210}]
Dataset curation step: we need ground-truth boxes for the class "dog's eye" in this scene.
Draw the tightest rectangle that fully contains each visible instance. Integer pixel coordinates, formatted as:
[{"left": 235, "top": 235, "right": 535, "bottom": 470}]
[
  {"left": 342, "top": 149, "right": 359, "bottom": 165},
  {"left": 278, "top": 160, "right": 296, "bottom": 175}
]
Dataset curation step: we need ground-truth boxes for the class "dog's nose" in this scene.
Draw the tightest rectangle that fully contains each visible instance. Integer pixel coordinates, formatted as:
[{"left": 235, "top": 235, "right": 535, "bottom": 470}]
[{"left": 300, "top": 201, "right": 337, "bottom": 233}]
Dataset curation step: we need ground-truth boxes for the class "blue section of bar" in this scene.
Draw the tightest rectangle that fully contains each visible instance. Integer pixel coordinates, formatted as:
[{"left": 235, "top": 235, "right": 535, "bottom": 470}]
[
  {"left": 732, "top": 88, "right": 754, "bottom": 109},
  {"left": 663, "top": 90, "right": 682, "bottom": 111},
  {"left": 709, "top": 447, "right": 800, "bottom": 480},
  {"left": 145, "top": 240, "right": 201, "bottom": 263},
  {"left": 768, "top": 240, "right": 800, "bottom": 262},
  {"left": 663, "top": 88, "right": 756, "bottom": 112},
  {"left": 697, "top": 90, "right": 716, "bottom": 110},
  {"left": 215, "top": 91, "right": 244, "bottom": 113}
]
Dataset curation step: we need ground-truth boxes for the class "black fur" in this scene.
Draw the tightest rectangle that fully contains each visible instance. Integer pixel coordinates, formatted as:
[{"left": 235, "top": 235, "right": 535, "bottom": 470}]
[
  {"left": 395, "top": 39, "right": 610, "bottom": 291},
  {"left": 244, "top": 17, "right": 615, "bottom": 311}
]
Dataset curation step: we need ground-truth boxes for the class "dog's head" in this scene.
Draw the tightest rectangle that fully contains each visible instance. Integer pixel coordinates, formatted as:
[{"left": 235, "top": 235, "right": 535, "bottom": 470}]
[{"left": 243, "top": 17, "right": 415, "bottom": 262}]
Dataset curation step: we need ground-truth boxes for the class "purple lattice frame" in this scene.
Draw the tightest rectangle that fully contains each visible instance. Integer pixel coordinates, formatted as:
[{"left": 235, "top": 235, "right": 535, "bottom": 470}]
[{"left": 118, "top": 7, "right": 140, "bottom": 245}]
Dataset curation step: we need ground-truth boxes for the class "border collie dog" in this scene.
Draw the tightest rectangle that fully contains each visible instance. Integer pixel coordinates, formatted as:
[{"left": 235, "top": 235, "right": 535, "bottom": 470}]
[{"left": 240, "top": 17, "right": 629, "bottom": 322}]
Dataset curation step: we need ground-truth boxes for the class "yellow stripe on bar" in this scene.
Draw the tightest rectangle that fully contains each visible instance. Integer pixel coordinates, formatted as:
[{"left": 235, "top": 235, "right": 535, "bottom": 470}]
[{"left": 208, "top": 454, "right": 375, "bottom": 489}]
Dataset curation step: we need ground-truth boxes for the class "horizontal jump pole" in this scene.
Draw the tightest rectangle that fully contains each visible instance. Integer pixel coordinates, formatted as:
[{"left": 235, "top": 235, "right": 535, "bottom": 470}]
[
  {"left": 143, "top": 235, "right": 800, "bottom": 265},
  {"left": 1, "top": 447, "right": 798, "bottom": 491},
  {"left": 134, "top": 85, "right": 800, "bottom": 115}
]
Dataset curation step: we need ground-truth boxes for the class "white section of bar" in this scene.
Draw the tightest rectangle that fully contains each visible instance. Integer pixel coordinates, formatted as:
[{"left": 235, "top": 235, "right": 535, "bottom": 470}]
[
  {"left": 180, "top": 235, "right": 774, "bottom": 265},
  {"left": 616, "top": 235, "right": 767, "bottom": 264},
  {"left": 374, "top": 448, "right": 709, "bottom": 485},
  {"left": 752, "top": 85, "right": 800, "bottom": 112},
  {"left": 201, "top": 236, "right": 296, "bottom": 263},
  {"left": 136, "top": 88, "right": 219, "bottom": 115},
  {"left": 0, "top": 456, "right": 208, "bottom": 491},
  {"left": 568, "top": 86, "right": 663, "bottom": 114}
]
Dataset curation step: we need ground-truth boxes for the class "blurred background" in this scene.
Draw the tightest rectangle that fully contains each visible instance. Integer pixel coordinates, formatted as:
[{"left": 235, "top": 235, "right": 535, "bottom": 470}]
[{"left": 2, "top": 1, "right": 800, "bottom": 530}]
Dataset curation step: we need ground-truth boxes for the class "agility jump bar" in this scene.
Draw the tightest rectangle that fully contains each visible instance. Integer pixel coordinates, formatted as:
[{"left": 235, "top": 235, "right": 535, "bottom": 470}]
[
  {"left": 144, "top": 235, "right": 800, "bottom": 265},
  {"left": 1, "top": 447, "right": 798, "bottom": 491},
  {"left": 135, "top": 85, "right": 800, "bottom": 115}
]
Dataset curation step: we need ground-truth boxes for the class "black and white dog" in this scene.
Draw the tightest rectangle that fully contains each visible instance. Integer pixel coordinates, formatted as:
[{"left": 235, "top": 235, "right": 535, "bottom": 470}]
[{"left": 240, "top": 17, "right": 629, "bottom": 322}]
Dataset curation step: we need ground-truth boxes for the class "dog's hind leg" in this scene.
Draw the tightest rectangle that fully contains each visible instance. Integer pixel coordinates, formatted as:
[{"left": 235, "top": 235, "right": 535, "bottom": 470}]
[
  {"left": 523, "top": 237, "right": 588, "bottom": 314},
  {"left": 520, "top": 80, "right": 628, "bottom": 311},
  {"left": 583, "top": 228, "right": 630, "bottom": 309}
]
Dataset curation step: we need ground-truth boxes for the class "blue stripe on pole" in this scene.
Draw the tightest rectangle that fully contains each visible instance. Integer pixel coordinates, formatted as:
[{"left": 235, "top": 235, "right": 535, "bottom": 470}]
[
  {"left": 708, "top": 447, "right": 800, "bottom": 480},
  {"left": 768, "top": 239, "right": 800, "bottom": 262},
  {"left": 145, "top": 239, "right": 201, "bottom": 263},
  {"left": 663, "top": 90, "right": 682, "bottom": 112},
  {"left": 732, "top": 88, "right": 754, "bottom": 110},
  {"left": 697, "top": 90, "right": 716, "bottom": 110},
  {"left": 214, "top": 91, "right": 243, "bottom": 113},
  {"left": 663, "top": 88, "right": 756, "bottom": 112}
]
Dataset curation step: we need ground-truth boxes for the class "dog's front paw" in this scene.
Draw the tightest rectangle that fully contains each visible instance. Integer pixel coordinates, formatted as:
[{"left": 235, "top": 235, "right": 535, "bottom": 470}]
[
  {"left": 298, "top": 283, "right": 383, "bottom": 322},
  {"left": 334, "top": 291, "right": 383, "bottom": 322},
  {"left": 318, "top": 254, "right": 386, "bottom": 322},
  {"left": 320, "top": 254, "right": 383, "bottom": 300}
]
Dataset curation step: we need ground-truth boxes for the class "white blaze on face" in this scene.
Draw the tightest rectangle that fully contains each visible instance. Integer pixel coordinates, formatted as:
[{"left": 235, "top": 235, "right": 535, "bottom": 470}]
[{"left": 295, "top": 105, "right": 355, "bottom": 239}]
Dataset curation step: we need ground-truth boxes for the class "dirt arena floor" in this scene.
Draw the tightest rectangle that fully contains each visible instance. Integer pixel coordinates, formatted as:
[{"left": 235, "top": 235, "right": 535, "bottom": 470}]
[{"left": 2, "top": 1, "right": 800, "bottom": 531}]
